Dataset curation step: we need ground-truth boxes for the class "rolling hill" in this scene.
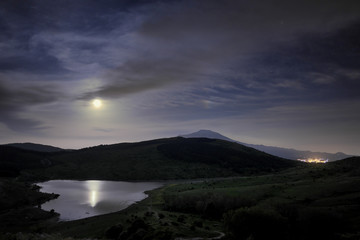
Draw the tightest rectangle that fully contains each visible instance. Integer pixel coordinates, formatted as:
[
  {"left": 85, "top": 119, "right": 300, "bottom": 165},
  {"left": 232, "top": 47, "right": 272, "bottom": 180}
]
[
  {"left": 182, "top": 130, "right": 353, "bottom": 161},
  {"left": 4, "top": 143, "right": 64, "bottom": 152},
  {"left": 0, "top": 145, "right": 53, "bottom": 177},
  {"left": 19, "top": 137, "right": 301, "bottom": 181}
]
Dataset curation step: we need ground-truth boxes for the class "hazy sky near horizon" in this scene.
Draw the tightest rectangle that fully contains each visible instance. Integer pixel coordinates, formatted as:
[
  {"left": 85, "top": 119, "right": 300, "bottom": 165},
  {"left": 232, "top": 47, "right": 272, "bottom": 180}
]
[{"left": 1, "top": 0, "right": 360, "bottom": 154}]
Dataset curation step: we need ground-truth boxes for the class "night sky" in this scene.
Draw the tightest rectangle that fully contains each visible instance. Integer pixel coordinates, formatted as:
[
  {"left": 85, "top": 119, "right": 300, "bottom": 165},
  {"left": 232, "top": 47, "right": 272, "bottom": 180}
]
[{"left": 1, "top": 0, "right": 360, "bottom": 154}]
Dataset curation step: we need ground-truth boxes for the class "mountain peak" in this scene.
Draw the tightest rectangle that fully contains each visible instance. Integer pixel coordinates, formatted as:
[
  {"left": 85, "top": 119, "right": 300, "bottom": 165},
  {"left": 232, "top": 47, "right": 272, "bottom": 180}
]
[{"left": 181, "top": 130, "right": 235, "bottom": 142}]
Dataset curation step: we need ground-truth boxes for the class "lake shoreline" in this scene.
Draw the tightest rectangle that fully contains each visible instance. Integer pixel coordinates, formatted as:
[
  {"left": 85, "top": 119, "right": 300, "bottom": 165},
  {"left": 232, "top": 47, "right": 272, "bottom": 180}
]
[{"left": 0, "top": 179, "right": 61, "bottom": 233}]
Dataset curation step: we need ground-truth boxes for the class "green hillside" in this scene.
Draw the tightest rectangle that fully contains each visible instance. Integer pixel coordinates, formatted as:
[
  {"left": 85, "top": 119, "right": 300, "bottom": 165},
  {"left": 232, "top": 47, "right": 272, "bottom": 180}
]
[{"left": 21, "top": 137, "right": 300, "bottom": 181}]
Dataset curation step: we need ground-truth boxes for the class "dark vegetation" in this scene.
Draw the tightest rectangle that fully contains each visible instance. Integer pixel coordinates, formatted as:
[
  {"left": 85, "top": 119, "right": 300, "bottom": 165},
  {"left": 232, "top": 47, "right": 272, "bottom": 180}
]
[
  {"left": 158, "top": 138, "right": 297, "bottom": 171},
  {"left": 160, "top": 157, "right": 360, "bottom": 240},
  {"left": 0, "top": 146, "right": 54, "bottom": 178},
  {"left": 0, "top": 179, "right": 59, "bottom": 233}
]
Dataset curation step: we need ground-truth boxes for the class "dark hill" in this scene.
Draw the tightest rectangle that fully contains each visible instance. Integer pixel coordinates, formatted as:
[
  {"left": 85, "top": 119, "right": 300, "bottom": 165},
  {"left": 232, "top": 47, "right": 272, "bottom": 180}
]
[
  {"left": 22, "top": 137, "right": 300, "bottom": 181},
  {"left": 329, "top": 156, "right": 360, "bottom": 166},
  {"left": 158, "top": 137, "right": 297, "bottom": 170},
  {"left": 325, "top": 156, "right": 360, "bottom": 176},
  {"left": 0, "top": 146, "right": 52, "bottom": 177},
  {"left": 5, "top": 143, "right": 63, "bottom": 152}
]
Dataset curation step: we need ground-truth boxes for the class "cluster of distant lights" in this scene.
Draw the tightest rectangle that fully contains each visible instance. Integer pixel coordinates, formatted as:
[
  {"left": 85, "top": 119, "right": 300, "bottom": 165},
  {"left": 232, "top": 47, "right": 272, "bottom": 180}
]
[{"left": 297, "top": 158, "right": 328, "bottom": 163}]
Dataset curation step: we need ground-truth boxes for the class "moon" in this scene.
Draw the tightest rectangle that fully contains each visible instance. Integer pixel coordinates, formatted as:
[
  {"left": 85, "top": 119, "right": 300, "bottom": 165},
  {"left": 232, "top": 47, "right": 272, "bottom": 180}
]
[{"left": 92, "top": 99, "right": 102, "bottom": 108}]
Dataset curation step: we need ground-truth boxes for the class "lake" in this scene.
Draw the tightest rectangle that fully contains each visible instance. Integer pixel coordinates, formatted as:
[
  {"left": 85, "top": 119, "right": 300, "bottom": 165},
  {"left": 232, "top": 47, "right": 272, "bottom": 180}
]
[{"left": 38, "top": 180, "right": 163, "bottom": 221}]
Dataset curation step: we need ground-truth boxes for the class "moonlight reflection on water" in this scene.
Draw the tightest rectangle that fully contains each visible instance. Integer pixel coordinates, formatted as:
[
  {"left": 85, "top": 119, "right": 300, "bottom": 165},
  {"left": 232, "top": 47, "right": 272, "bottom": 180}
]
[
  {"left": 86, "top": 180, "right": 102, "bottom": 207},
  {"left": 90, "top": 190, "right": 97, "bottom": 207},
  {"left": 38, "top": 180, "right": 163, "bottom": 221}
]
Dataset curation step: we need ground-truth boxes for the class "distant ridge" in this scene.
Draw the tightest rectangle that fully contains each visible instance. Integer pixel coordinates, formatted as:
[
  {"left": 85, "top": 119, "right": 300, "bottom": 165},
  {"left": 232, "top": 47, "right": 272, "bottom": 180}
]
[
  {"left": 181, "top": 130, "right": 353, "bottom": 161},
  {"left": 5, "top": 143, "right": 63, "bottom": 152}
]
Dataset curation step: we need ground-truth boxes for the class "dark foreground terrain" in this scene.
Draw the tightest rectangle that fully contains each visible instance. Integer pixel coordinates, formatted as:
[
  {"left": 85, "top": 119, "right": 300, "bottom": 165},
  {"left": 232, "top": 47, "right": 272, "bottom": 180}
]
[
  {"left": 1, "top": 156, "right": 360, "bottom": 240},
  {"left": 0, "top": 179, "right": 59, "bottom": 234}
]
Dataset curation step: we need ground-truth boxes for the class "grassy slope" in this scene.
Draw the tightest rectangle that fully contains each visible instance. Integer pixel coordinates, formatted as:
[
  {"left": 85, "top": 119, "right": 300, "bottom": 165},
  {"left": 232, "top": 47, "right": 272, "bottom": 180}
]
[
  {"left": 41, "top": 157, "right": 360, "bottom": 240},
  {"left": 21, "top": 137, "right": 299, "bottom": 181}
]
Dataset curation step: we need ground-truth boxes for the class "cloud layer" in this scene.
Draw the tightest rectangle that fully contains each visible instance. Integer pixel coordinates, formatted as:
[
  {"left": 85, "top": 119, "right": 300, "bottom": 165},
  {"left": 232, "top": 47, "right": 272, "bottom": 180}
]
[{"left": 0, "top": 0, "right": 360, "bottom": 153}]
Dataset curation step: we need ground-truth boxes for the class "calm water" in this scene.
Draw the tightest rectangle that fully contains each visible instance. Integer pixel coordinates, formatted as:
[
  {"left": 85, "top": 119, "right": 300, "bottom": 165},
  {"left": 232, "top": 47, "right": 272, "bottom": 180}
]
[{"left": 38, "top": 180, "right": 163, "bottom": 221}]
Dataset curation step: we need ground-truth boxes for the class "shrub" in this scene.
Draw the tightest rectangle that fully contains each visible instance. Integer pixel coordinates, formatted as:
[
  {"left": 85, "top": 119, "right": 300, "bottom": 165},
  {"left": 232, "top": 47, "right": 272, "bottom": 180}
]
[
  {"left": 177, "top": 215, "right": 186, "bottom": 223},
  {"left": 193, "top": 220, "right": 203, "bottom": 228},
  {"left": 298, "top": 208, "right": 345, "bottom": 240},
  {"left": 224, "top": 207, "right": 287, "bottom": 240},
  {"left": 105, "top": 224, "right": 124, "bottom": 239}
]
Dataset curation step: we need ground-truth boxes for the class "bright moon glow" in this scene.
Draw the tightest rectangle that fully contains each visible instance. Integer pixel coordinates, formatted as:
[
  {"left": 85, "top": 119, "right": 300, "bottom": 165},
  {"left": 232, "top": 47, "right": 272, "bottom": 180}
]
[{"left": 92, "top": 99, "right": 102, "bottom": 108}]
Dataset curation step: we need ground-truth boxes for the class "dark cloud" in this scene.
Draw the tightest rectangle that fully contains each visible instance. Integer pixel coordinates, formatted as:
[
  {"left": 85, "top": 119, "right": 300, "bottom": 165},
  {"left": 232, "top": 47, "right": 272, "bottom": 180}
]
[
  {"left": 0, "top": 114, "right": 45, "bottom": 132},
  {"left": 0, "top": 50, "right": 67, "bottom": 74},
  {"left": 0, "top": 0, "right": 149, "bottom": 75},
  {"left": 240, "top": 20, "right": 360, "bottom": 102},
  {"left": 0, "top": 0, "right": 146, "bottom": 33},
  {"left": 0, "top": 82, "right": 61, "bottom": 131},
  {"left": 79, "top": 55, "right": 212, "bottom": 99},
  {"left": 80, "top": 0, "right": 360, "bottom": 100}
]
